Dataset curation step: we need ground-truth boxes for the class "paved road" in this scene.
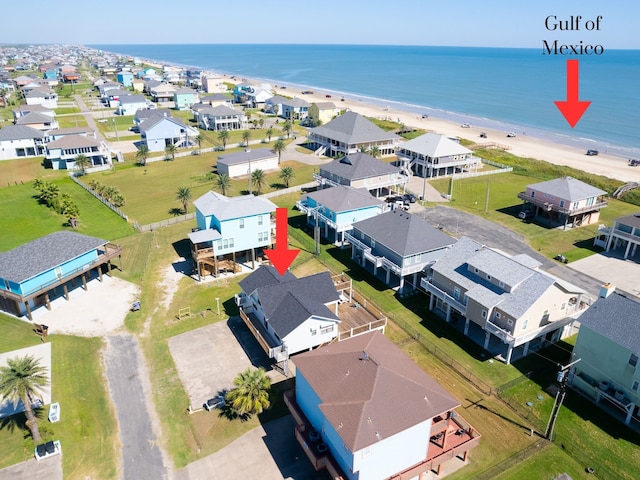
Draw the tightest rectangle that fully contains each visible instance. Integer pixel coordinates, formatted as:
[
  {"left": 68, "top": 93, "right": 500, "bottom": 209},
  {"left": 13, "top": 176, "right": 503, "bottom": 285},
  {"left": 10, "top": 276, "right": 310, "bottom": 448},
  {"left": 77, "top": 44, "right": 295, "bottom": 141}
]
[
  {"left": 419, "top": 205, "right": 604, "bottom": 297},
  {"left": 104, "top": 335, "right": 169, "bottom": 480},
  {"left": 73, "top": 94, "right": 106, "bottom": 142}
]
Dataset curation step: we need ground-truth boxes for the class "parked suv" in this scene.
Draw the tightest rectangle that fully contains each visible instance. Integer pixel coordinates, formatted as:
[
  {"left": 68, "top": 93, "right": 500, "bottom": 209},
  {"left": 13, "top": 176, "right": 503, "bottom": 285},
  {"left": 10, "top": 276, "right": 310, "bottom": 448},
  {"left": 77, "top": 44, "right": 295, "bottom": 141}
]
[
  {"left": 518, "top": 209, "right": 534, "bottom": 220},
  {"left": 203, "top": 394, "right": 226, "bottom": 411}
]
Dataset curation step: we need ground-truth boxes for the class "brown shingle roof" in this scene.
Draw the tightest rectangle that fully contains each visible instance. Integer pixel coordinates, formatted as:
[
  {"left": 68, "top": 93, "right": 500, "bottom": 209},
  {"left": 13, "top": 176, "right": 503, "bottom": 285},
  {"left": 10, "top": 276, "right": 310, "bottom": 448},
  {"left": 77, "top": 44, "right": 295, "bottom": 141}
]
[{"left": 294, "top": 331, "right": 459, "bottom": 451}]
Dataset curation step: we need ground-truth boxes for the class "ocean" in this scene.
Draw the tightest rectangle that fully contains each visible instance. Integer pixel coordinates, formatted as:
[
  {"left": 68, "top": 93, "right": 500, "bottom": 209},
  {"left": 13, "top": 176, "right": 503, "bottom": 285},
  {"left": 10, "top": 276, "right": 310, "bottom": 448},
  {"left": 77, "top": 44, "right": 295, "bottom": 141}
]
[{"left": 90, "top": 44, "right": 640, "bottom": 158}]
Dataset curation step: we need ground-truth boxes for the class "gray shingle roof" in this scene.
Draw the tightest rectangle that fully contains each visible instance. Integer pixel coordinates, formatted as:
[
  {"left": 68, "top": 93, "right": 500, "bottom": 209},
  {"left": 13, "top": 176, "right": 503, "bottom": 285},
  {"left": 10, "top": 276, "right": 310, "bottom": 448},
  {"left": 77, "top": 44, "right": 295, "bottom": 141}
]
[
  {"left": 352, "top": 210, "right": 455, "bottom": 257},
  {"left": 0, "top": 125, "right": 45, "bottom": 141},
  {"left": 139, "top": 116, "right": 189, "bottom": 135},
  {"left": 309, "top": 111, "right": 401, "bottom": 145},
  {"left": 614, "top": 212, "right": 640, "bottom": 230},
  {"left": 305, "top": 185, "right": 384, "bottom": 214},
  {"left": 200, "top": 105, "right": 243, "bottom": 117},
  {"left": 0, "top": 231, "right": 108, "bottom": 284},
  {"left": 246, "top": 269, "right": 339, "bottom": 337},
  {"left": 193, "top": 191, "right": 276, "bottom": 221},
  {"left": 577, "top": 292, "right": 640, "bottom": 355},
  {"left": 47, "top": 135, "right": 100, "bottom": 149},
  {"left": 527, "top": 176, "right": 606, "bottom": 201},
  {"left": 238, "top": 265, "right": 296, "bottom": 295},
  {"left": 294, "top": 331, "right": 460, "bottom": 451},
  {"left": 119, "top": 94, "right": 146, "bottom": 104},
  {"left": 320, "top": 152, "right": 401, "bottom": 181},
  {"left": 217, "top": 148, "right": 276, "bottom": 166},
  {"left": 430, "top": 237, "right": 573, "bottom": 319},
  {"left": 15, "top": 112, "right": 53, "bottom": 125}
]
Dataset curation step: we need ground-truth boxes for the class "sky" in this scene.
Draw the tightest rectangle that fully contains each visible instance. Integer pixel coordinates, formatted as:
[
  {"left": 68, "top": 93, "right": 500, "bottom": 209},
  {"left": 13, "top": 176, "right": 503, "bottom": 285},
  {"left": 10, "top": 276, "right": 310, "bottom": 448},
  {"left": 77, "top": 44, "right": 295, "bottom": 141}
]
[{"left": 2, "top": 1, "right": 639, "bottom": 49}]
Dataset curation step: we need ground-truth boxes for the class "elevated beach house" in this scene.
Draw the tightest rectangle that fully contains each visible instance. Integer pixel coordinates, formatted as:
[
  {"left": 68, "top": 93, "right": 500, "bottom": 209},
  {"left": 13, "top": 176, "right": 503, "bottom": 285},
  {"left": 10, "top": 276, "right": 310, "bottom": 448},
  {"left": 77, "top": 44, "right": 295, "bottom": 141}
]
[
  {"left": 188, "top": 192, "right": 276, "bottom": 279},
  {"left": 265, "top": 95, "right": 310, "bottom": 120},
  {"left": 45, "top": 134, "right": 112, "bottom": 171},
  {"left": 314, "top": 152, "right": 408, "bottom": 197},
  {"left": 24, "top": 88, "right": 58, "bottom": 109},
  {"left": 346, "top": 210, "right": 456, "bottom": 292},
  {"left": 517, "top": 176, "right": 608, "bottom": 229},
  {"left": 421, "top": 236, "right": 587, "bottom": 364},
  {"left": 15, "top": 111, "right": 58, "bottom": 131},
  {"left": 236, "top": 266, "right": 340, "bottom": 364},
  {"left": 173, "top": 87, "right": 198, "bottom": 110},
  {"left": 395, "top": 132, "right": 480, "bottom": 178},
  {"left": 216, "top": 148, "right": 279, "bottom": 178},
  {"left": 307, "top": 111, "right": 401, "bottom": 158},
  {"left": 0, "top": 231, "right": 122, "bottom": 320},
  {"left": 139, "top": 115, "right": 198, "bottom": 152},
  {"left": 595, "top": 212, "right": 640, "bottom": 261},
  {"left": 0, "top": 125, "right": 47, "bottom": 160},
  {"left": 192, "top": 104, "right": 248, "bottom": 131},
  {"left": 307, "top": 101, "right": 341, "bottom": 127},
  {"left": 569, "top": 284, "right": 640, "bottom": 426},
  {"left": 286, "top": 331, "right": 480, "bottom": 480},
  {"left": 116, "top": 94, "right": 149, "bottom": 116},
  {"left": 296, "top": 185, "right": 387, "bottom": 246}
]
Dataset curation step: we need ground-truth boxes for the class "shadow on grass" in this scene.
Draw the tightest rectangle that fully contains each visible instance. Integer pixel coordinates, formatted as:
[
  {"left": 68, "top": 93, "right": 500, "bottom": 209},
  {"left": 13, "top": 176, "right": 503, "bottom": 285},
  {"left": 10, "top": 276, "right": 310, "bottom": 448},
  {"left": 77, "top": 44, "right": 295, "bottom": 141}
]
[
  {"left": 270, "top": 182, "right": 286, "bottom": 190},
  {"left": 171, "top": 238, "right": 192, "bottom": 259},
  {"left": 168, "top": 207, "right": 184, "bottom": 216}
]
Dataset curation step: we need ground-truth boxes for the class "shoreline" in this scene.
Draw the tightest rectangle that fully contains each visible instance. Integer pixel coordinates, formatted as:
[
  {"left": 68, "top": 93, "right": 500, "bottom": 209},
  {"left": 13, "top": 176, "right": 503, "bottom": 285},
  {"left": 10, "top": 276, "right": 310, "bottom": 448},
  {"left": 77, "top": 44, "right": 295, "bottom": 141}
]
[{"left": 96, "top": 47, "right": 640, "bottom": 184}]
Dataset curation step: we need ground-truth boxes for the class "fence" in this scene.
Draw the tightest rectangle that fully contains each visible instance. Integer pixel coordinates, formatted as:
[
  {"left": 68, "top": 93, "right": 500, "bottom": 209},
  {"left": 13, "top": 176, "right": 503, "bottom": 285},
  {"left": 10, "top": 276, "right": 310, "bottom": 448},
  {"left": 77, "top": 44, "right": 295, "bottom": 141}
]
[
  {"left": 471, "top": 440, "right": 549, "bottom": 480},
  {"left": 260, "top": 181, "right": 317, "bottom": 199},
  {"left": 135, "top": 213, "right": 195, "bottom": 232},
  {"left": 69, "top": 174, "right": 129, "bottom": 221}
]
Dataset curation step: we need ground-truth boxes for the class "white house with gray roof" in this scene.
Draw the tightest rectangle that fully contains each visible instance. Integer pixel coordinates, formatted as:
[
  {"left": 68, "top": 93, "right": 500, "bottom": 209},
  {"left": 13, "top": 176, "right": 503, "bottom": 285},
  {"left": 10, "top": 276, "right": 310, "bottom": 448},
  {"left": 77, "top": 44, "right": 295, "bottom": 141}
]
[
  {"left": 193, "top": 104, "right": 247, "bottom": 131},
  {"left": 217, "top": 148, "right": 279, "bottom": 178},
  {"left": 45, "top": 134, "right": 112, "bottom": 170},
  {"left": 296, "top": 185, "right": 387, "bottom": 245},
  {"left": 24, "top": 88, "right": 58, "bottom": 108},
  {"left": 315, "top": 151, "right": 408, "bottom": 197},
  {"left": 598, "top": 212, "right": 640, "bottom": 261},
  {"left": 570, "top": 286, "right": 640, "bottom": 425},
  {"left": 517, "top": 176, "right": 608, "bottom": 229},
  {"left": 346, "top": 210, "right": 456, "bottom": 292},
  {"left": 188, "top": 192, "right": 276, "bottom": 279},
  {"left": 0, "top": 125, "right": 47, "bottom": 160},
  {"left": 307, "top": 111, "right": 402, "bottom": 158},
  {"left": 140, "top": 116, "right": 198, "bottom": 152},
  {"left": 395, "top": 133, "right": 481, "bottom": 178},
  {"left": 236, "top": 266, "right": 340, "bottom": 362},
  {"left": 421, "top": 236, "right": 587, "bottom": 364},
  {"left": 265, "top": 95, "right": 310, "bottom": 120},
  {"left": 116, "top": 94, "right": 149, "bottom": 115},
  {"left": 15, "top": 111, "right": 58, "bottom": 131}
]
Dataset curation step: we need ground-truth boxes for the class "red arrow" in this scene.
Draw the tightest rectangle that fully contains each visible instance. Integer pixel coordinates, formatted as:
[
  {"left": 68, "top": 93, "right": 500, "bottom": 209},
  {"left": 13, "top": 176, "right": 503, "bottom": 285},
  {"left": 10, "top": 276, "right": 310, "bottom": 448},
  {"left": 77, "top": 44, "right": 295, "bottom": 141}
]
[
  {"left": 264, "top": 208, "right": 300, "bottom": 276},
  {"left": 554, "top": 59, "right": 591, "bottom": 128}
]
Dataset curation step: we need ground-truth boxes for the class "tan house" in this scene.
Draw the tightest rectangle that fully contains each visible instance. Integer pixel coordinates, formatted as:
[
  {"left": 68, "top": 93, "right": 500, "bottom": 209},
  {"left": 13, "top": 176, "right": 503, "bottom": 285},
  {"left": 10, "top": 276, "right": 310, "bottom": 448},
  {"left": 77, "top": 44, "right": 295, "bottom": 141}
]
[
  {"left": 308, "top": 101, "right": 341, "bottom": 126},
  {"left": 517, "top": 176, "right": 608, "bottom": 229},
  {"left": 421, "top": 236, "right": 587, "bottom": 364},
  {"left": 595, "top": 212, "right": 640, "bottom": 261}
]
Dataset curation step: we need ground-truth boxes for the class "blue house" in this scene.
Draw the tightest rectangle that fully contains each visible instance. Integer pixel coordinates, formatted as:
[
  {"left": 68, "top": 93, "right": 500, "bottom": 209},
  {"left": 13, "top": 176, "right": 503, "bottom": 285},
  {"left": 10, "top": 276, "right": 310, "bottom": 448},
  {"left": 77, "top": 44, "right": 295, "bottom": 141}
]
[
  {"left": 0, "top": 231, "right": 122, "bottom": 320},
  {"left": 296, "top": 185, "right": 387, "bottom": 246},
  {"left": 188, "top": 192, "right": 277, "bottom": 279},
  {"left": 116, "top": 71, "right": 134, "bottom": 87},
  {"left": 286, "top": 331, "right": 480, "bottom": 479},
  {"left": 139, "top": 115, "right": 199, "bottom": 152}
]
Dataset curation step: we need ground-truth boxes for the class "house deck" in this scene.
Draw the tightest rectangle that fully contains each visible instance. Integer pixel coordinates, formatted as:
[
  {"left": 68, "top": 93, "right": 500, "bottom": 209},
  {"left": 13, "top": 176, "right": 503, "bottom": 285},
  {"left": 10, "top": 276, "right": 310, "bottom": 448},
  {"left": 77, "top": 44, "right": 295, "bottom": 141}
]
[{"left": 336, "top": 300, "right": 386, "bottom": 341}]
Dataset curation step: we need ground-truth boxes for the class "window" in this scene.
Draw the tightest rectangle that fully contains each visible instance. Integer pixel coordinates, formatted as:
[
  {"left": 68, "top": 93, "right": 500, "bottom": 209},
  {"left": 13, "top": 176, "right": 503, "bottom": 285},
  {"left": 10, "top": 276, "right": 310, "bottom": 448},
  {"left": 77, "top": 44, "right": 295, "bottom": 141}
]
[
  {"left": 522, "top": 319, "right": 528, "bottom": 330},
  {"left": 629, "top": 353, "right": 639, "bottom": 368},
  {"left": 531, "top": 191, "right": 536, "bottom": 198},
  {"left": 229, "top": 238, "right": 234, "bottom": 248},
  {"left": 495, "top": 312, "right": 501, "bottom": 319},
  {"left": 507, "top": 319, "right": 514, "bottom": 326},
  {"left": 481, "top": 310, "right": 487, "bottom": 318},
  {"left": 371, "top": 239, "right": 376, "bottom": 248},
  {"left": 258, "top": 215, "right": 263, "bottom": 225},
  {"left": 487, "top": 274, "right": 492, "bottom": 281},
  {"left": 55, "top": 267, "right": 63, "bottom": 279},
  {"left": 310, "top": 329, "right": 317, "bottom": 336},
  {"left": 632, "top": 380, "right": 639, "bottom": 392},
  {"left": 239, "top": 218, "right": 245, "bottom": 229},
  {"left": 453, "top": 287, "right": 460, "bottom": 300},
  {"left": 559, "top": 200, "right": 565, "bottom": 208},
  {"left": 320, "top": 325, "right": 334, "bottom": 334},
  {"left": 223, "top": 239, "right": 229, "bottom": 248},
  {"left": 474, "top": 267, "right": 479, "bottom": 274}
]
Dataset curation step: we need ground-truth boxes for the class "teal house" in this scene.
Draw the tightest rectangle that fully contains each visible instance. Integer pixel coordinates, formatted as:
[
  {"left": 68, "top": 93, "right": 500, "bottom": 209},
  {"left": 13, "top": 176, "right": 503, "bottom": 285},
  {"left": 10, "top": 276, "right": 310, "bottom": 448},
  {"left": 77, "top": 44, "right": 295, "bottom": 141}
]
[
  {"left": 188, "top": 192, "right": 276, "bottom": 279},
  {"left": 173, "top": 87, "right": 198, "bottom": 110},
  {"left": 296, "top": 185, "right": 387, "bottom": 246},
  {"left": 570, "top": 284, "right": 640, "bottom": 425},
  {"left": 0, "top": 231, "right": 122, "bottom": 320}
]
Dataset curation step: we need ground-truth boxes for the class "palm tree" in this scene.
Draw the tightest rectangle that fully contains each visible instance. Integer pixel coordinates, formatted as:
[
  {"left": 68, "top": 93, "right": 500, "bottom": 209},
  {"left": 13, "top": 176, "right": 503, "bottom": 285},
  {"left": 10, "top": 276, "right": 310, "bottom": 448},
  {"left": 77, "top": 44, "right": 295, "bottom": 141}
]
[
  {"left": 279, "top": 166, "right": 294, "bottom": 188},
  {"left": 273, "top": 104, "right": 279, "bottom": 118},
  {"left": 39, "top": 182, "right": 59, "bottom": 209},
  {"left": 367, "top": 145, "right": 381, "bottom": 158},
  {"left": 225, "top": 367, "right": 271, "bottom": 417},
  {"left": 282, "top": 119, "right": 292, "bottom": 139},
  {"left": 74, "top": 154, "right": 90, "bottom": 176},
  {"left": 258, "top": 118, "right": 265, "bottom": 129},
  {"left": 265, "top": 127, "right": 274, "bottom": 143},
  {"left": 165, "top": 143, "right": 177, "bottom": 161},
  {"left": 0, "top": 355, "right": 49, "bottom": 443},
  {"left": 195, "top": 133, "right": 204, "bottom": 153},
  {"left": 61, "top": 199, "right": 80, "bottom": 228},
  {"left": 242, "top": 129, "right": 252, "bottom": 147},
  {"left": 217, "top": 129, "right": 229, "bottom": 150},
  {"left": 176, "top": 186, "right": 192, "bottom": 214},
  {"left": 250, "top": 169, "right": 266, "bottom": 195},
  {"left": 215, "top": 174, "right": 231, "bottom": 196},
  {"left": 272, "top": 139, "right": 286, "bottom": 165},
  {"left": 88, "top": 179, "right": 99, "bottom": 191},
  {"left": 136, "top": 144, "right": 150, "bottom": 166}
]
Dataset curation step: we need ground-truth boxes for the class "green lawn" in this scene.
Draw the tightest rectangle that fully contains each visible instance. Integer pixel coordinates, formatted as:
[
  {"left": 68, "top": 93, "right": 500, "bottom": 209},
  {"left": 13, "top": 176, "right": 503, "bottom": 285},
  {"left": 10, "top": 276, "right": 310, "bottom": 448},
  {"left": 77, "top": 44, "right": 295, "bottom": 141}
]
[
  {"left": 87, "top": 154, "right": 315, "bottom": 226},
  {"left": 0, "top": 316, "right": 118, "bottom": 479},
  {"left": 0, "top": 176, "right": 137, "bottom": 251}
]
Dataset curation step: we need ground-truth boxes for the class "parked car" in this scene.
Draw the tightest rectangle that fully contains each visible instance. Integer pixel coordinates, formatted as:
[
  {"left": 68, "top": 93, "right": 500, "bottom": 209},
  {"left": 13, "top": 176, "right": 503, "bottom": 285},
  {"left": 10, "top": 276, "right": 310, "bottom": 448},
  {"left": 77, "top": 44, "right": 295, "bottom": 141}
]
[
  {"left": 402, "top": 193, "right": 417, "bottom": 203},
  {"left": 421, "top": 114, "right": 429, "bottom": 119},
  {"left": 518, "top": 209, "right": 534, "bottom": 220},
  {"left": 325, "top": 94, "right": 332, "bottom": 98},
  {"left": 629, "top": 158, "right": 640, "bottom": 166},
  {"left": 586, "top": 149, "right": 599, "bottom": 156},
  {"left": 203, "top": 394, "right": 225, "bottom": 411},
  {"left": 479, "top": 132, "right": 487, "bottom": 138},
  {"left": 386, "top": 195, "right": 403, "bottom": 203},
  {"left": 460, "top": 123, "right": 471, "bottom": 128},
  {"left": 507, "top": 132, "right": 517, "bottom": 138}
]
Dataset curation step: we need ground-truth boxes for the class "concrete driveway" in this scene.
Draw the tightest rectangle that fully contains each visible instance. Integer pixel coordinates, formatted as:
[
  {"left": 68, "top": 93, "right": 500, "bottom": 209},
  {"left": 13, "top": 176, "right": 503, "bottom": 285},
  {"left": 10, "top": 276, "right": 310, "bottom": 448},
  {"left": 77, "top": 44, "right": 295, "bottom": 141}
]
[
  {"left": 568, "top": 251, "right": 640, "bottom": 299},
  {"left": 169, "top": 316, "right": 288, "bottom": 410},
  {"left": 0, "top": 457, "right": 62, "bottom": 480},
  {"left": 175, "top": 415, "right": 328, "bottom": 480}
]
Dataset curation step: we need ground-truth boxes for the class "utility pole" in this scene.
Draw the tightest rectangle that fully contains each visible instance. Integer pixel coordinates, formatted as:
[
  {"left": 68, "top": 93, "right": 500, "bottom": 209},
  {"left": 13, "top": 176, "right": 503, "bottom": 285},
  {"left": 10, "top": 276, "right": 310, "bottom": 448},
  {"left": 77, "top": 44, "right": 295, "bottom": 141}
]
[
  {"left": 545, "top": 358, "right": 581, "bottom": 440},
  {"left": 314, "top": 207, "right": 320, "bottom": 256},
  {"left": 484, "top": 177, "right": 490, "bottom": 213},
  {"left": 449, "top": 174, "right": 454, "bottom": 200}
]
